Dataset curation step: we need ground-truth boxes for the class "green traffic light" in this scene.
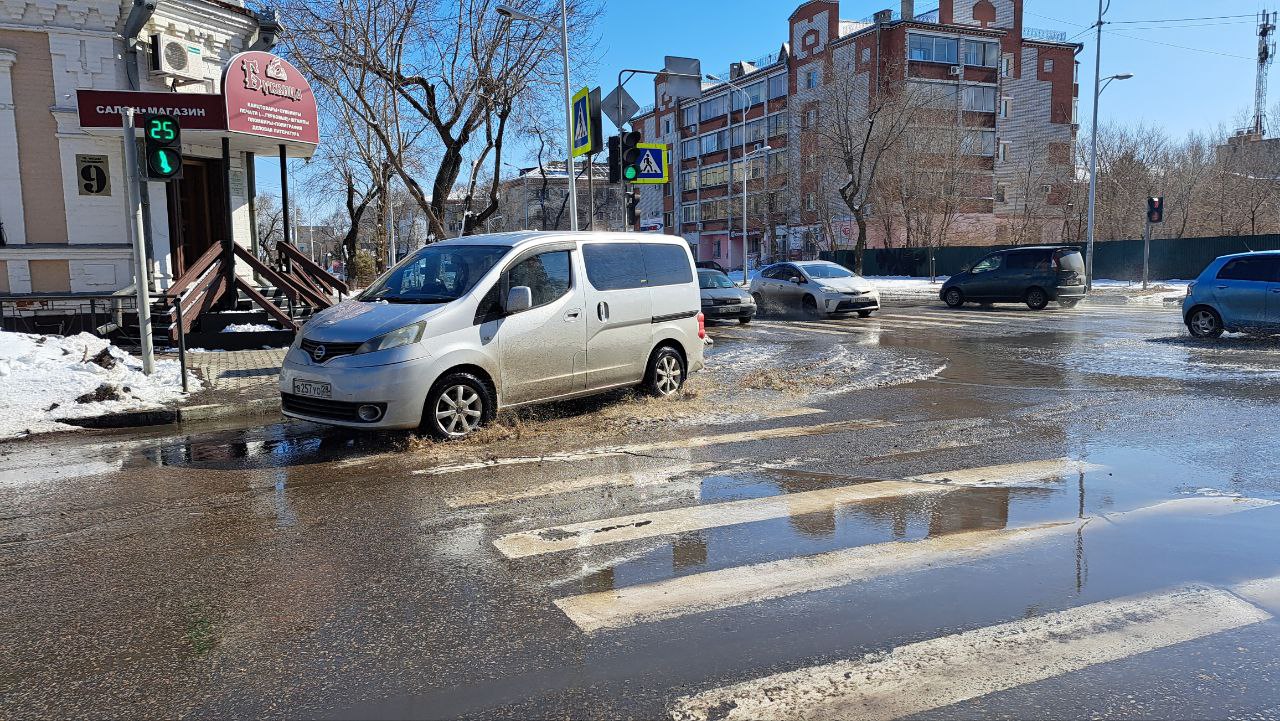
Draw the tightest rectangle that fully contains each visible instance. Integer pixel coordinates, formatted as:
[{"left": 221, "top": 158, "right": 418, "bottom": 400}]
[
  {"left": 155, "top": 150, "right": 173, "bottom": 175},
  {"left": 623, "top": 165, "right": 638, "bottom": 181}
]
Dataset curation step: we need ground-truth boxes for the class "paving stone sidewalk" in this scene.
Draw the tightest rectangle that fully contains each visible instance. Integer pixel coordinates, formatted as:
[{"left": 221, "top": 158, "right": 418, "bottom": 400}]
[{"left": 172, "top": 348, "right": 287, "bottom": 420}]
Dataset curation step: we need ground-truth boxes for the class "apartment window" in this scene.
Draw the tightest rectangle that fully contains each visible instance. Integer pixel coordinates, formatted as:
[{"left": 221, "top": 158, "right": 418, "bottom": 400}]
[
  {"left": 998, "top": 141, "right": 1010, "bottom": 162},
  {"left": 964, "top": 40, "right": 999, "bottom": 67},
  {"left": 681, "top": 137, "right": 698, "bottom": 158},
  {"left": 682, "top": 105, "right": 698, "bottom": 128},
  {"left": 769, "top": 149, "right": 786, "bottom": 176},
  {"left": 732, "top": 118, "right": 766, "bottom": 146},
  {"left": 861, "top": 47, "right": 871, "bottom": 64},
  {"left": 767, "top": 73, "right": 788, "bottom": 100},
  {"left": 701, "top": 164, "right": 729, "bottom": 187},
  {"left": 663, "top": 118, "right": 672, "bottom": 134},
  {"left": 767, "top": 112, "right": 789, "bottom": 137},
  {"left": 1000, "top": 55, "right": 1012, "bottom": 77},
  {"left": 801, "top": 108, "right": 818, "bottom": 129},
  {"left": 713, "top": 240, "right": 722, "bottom": 257},
  {"left": 1043, "top": 58, "right": 1055, "bottom": 73},
  {"left": 998, "top": 96, "right": 1012, "bottom": 119},
  {"left": 681, "top": 203, "right": 699, "bottom": 223},
  {"left": 908, "top": 33, "right": 959, "bottom": 64},
  {"left": 664, "top": 211, "right": 674, "bottom": 229},
  {"left": 995, "top": 184, "right": 1007, "bottom": 203},
  {"left": 805, "top": 69, "right": 819, "bottom": 88},
  {"left": 700, "top": 94, "right": 728, "bottom": 121},
  {"left": 733, "top": 81, "right": 766, "bottom": 110},
  {"left": 963, "top": 85, "right": 996, "bottom": 112},
  {"left": 962, "top": 130, "right": 997, "bottom": 156},
  {"left": 701, "top": 129, "right": 728, "bottom": 154},
  {"left": 681, "top": 170, "right": 698, "bottom": 192},
  {"left": 805, "top": 193, "right": 816, "bottom": 211},
  {"left": 802, "top": 153, "right": 816, "bottom": 173},
  {"left": 702, "top": 198, "right": 728, "bottom": 220}
]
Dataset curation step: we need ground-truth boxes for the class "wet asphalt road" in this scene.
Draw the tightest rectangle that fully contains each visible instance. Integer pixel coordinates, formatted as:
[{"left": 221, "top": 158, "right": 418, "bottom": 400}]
[{"left": 3, "top": 299, "right": 1280, "bottom": 720}]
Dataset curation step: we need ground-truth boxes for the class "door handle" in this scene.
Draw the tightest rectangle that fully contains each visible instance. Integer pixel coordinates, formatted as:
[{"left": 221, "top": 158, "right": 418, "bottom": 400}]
[
  {"left": 597, "top": 301, "right": 610, "bottom": 322},
  {"left": 1271, "top": 289, "right": 1280, "bottom": 293},
  {"left": 1217, "top": 285, "right": 1229, "bottom": 289},
  {"left": 564, "top": 308, "right": 582, "bottom": 321}
]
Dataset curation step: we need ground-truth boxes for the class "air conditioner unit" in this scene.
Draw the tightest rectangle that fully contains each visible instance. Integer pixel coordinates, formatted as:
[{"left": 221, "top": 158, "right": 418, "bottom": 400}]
[
  {"left": 948, "top": 65, "right": 963, "bottom": 76},
  {"left": 150, "top": 34, "right": 204, "bottom": 83}
]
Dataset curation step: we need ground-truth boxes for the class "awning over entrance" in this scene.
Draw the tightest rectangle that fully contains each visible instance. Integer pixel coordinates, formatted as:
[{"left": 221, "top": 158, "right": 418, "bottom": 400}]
[{"left": 75, "top": 51, "right": 319, "bottom": 158}]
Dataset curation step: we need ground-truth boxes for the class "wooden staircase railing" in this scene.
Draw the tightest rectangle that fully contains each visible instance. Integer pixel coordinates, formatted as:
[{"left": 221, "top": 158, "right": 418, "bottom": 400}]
[{"left": 157, "top": 240, "right": 349, "bottom": 342}]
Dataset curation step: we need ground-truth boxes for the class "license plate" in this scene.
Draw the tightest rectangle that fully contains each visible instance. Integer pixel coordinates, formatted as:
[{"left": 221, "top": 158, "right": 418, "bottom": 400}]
[{"left": 292, "top": 379, "right": 331, "bottom": 399}]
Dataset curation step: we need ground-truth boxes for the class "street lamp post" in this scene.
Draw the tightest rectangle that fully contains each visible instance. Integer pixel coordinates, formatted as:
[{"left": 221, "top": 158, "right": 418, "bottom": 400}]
[
  {"left": 707, "top": 73, "right": 754, "bottom": 285},
  {"left": 1083, "top": 0, "right": 1133, "bottom": 289},
  {"left": 496, "top": 3, "right": 577, "bottom": 231}
]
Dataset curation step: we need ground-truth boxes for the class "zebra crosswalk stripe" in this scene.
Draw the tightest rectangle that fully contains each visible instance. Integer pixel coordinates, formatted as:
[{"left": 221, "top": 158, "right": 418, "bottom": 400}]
[
  {"left": 669, "top": 579, "right": 1276, "bottom": 721},
  {"left": 554, "top": 496, "right": 1274, "bottom": 634},
  {"left": 493, "top": 479, "right": 949, "bottom": 559}
]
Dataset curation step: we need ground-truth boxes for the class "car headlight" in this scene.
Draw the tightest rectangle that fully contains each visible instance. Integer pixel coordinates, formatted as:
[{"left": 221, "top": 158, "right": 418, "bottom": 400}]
[
  {"left": 355, "top": 321, "right": 425, "bottom": 354},
  {"left": 701, "top": 297, "right": 714, "bottom": 306}
]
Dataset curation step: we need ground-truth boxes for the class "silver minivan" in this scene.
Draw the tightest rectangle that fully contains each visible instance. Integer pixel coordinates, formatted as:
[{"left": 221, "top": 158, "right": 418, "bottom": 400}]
[{"left": 279, "top": 231, "right": 706, "bottom": 438}]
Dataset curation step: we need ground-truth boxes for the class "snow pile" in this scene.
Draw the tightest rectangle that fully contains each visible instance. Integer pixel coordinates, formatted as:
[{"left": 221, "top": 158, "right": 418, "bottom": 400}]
[
  {"left": 0, "top": 331, "right": 199, "bottom": 439},
  {"left": 221, "top": 322, "right": 277, "bottom": 333},
  {"left": 1088, "top": 279, "right": 1189, "bottom": 307},
  {"left": 866, "top": 276, "right": 948, "bottom": 299}
]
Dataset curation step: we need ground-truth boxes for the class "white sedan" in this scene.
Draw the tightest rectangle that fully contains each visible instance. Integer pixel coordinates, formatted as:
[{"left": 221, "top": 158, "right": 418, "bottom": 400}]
[{"left": 749, "top": 260, "right": 881, "bottom": 317}]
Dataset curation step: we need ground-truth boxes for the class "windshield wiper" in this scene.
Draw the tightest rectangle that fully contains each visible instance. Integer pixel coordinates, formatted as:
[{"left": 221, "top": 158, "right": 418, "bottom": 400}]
[{"left": 382, "top": 296, "right": 454, "bottom": 304}]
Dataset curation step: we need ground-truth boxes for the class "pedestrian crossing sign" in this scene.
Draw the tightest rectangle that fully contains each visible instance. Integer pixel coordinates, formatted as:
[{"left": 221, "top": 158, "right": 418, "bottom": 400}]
[{"left": 631, "top": 143, "right": 669, "bottom": 184}]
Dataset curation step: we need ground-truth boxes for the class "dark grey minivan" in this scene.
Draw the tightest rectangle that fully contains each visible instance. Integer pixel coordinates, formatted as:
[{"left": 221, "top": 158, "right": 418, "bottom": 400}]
[{"left": 940, "top": 246, "right": 1087, "bottom": 310}]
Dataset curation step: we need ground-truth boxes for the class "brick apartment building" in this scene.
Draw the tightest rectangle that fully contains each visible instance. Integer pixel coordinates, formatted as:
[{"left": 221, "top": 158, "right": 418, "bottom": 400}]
[{"left": 630, "top": 0, "right": 1081, "bottom": 269}]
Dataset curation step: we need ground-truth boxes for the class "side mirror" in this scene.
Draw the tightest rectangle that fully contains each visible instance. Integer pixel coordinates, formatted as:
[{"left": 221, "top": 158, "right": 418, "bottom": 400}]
[
  {"left": 505, "top": 285, "right": 532, "bottom": 313},
  {"left": 789, "top": 276, "right": 805, "bottom": 284},
  {"left": 959, "top": 264, "right": 972, "bottom": 274}
]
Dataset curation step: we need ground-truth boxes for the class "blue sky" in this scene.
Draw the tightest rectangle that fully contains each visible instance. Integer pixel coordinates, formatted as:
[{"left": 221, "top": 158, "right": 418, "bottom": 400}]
[{"left": 266, "top": 1, "right": 1274, "bottom": 212}]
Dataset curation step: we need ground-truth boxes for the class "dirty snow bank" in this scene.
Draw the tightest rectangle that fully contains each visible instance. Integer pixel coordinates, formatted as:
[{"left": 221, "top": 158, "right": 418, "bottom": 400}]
[
  {"left": 220, "top": 322, "right": 277, "bottom": 333},
  {"left": 0, "top": 331, "right": 199, "bottom": 439}
]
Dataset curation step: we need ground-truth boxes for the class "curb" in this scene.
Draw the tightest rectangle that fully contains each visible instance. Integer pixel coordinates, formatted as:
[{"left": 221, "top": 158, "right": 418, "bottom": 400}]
[{"left": 59, "top": 396, "right": 281, "bottom": 430}]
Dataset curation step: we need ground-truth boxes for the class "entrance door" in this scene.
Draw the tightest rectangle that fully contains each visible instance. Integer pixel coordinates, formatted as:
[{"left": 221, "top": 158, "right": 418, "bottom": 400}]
[{"left": 167, "top": 158, "right": 227, "bottom": 276}]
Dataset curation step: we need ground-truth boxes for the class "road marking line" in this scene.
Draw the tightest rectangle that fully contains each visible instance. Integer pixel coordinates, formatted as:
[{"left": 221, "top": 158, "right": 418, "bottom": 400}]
[
  {"left": 444, "top": 462, "right": 723, "bottom": 508},
  {"left": 414, "top": 419, "right": 894, "bottom": 477},
  {"left": 556, "top": 496, "right": 1275, "bottom": 633},
  {"left": 493, "top": 479, "right": 946, "bottom": 559},
  {"left": 906, "top": 457, "right": 1105, "bottom": 486},
  {"left": 669, "top": 581, "right": 1275, "bottom": 721}
]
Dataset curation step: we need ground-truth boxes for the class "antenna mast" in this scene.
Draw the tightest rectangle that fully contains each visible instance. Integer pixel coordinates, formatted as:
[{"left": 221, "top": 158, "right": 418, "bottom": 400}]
[{"left": 1253, "top": 10, "right": 1277, "bottom": 137}]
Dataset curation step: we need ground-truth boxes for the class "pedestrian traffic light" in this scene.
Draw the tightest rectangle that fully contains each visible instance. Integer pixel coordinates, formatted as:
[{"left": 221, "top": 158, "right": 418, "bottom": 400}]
[
  {"left": 620, "top": 131, "right": 643, "bottom": 182},
  {"left": 143, "top": 113, "right": 182, "bottom": 180},
  {"left": 607, "top": 135, "right": 621, "bottom": 184},
  {"left": 1146, "top": 196, "right": 1164, "bottom": 224},
  {"left": 626, "top": 188, "right": 640, "bottom": 229}
]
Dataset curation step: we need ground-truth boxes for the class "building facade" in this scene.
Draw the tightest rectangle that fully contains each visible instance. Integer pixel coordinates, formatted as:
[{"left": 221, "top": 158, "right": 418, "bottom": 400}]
[
  {"left": 493, "top": 162, "right": 626, "bottom": 233},
  {"left": 0, "top": 0, "right": 291, "bottom": 297},
  {"left": 631, "top": 0, "right": 1080, "bottom": 270}
]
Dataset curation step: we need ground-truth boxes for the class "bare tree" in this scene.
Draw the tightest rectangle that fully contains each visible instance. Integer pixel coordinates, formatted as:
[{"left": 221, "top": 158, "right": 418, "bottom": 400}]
[
  {"left": 255, "top": 193, "right": 285, "bottom": 260},
  {"left": 286, "top": 0, "right": 600, "bottom": 240},
  {"left": 813, "top": 67, "right": 928, "bottom": 273}
]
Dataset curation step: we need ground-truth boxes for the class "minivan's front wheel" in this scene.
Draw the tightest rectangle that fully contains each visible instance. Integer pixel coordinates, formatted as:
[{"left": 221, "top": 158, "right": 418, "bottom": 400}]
[
  {"left": 1187, "top": 307, "right": 1224, "bottom": 339},
  {"left": 1025, "top": 287, "right": 1049, "bottom": 310},
  {"left": 943, "top": 288, "right": 964, "bottom": 308},
  {"left": 644, "top": 346, "right": 686, "bottom": 397},
  {"left": 423, "top": 372, "right": 494, "bottom": 440}
]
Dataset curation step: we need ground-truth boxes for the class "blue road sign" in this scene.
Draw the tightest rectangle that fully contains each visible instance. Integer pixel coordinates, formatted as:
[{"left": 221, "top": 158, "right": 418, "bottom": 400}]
[{"left": 632, "top": 143, "right": 668, "bottom": 184}]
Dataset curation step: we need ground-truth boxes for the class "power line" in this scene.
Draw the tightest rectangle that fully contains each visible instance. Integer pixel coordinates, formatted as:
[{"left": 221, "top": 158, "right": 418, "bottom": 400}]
[
  {"left": 1025, "top": 10, "right": 1082, "bottom": 27},
  {"left": 1109, "top": 13, "right": 1256, "bottom": 24},
  {"left": 1112, "top": 20, "right": 1257, "bottom": 31},
  {"left": 1106, "top": 29, "right": 1255, "bottom": 60}
]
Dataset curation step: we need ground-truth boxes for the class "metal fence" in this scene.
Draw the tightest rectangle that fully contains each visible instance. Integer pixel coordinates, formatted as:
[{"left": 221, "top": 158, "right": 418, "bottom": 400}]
[{"left": 821, "top": 235, "right": 1280, "bottom": 280}]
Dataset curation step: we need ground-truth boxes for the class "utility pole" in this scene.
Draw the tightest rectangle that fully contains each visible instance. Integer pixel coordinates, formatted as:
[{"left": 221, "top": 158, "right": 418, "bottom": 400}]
[{"left": 121, "top": 108, "right": 154, "bottom": 374}]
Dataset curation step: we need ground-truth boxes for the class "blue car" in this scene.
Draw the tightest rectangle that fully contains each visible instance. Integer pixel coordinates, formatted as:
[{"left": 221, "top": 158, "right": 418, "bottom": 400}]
[{"left": 1183, "top": 251, "right": 1280, "bottom": 338}]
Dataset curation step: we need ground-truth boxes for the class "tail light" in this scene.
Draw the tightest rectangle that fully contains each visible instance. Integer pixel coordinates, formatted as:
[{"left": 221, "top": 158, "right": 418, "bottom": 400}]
[
  {"left": 1186, "top": 281, "right": 1196, "bottom": 297},
  {"left": 697, "top": 312, "right": 706, "bottom": 339}
]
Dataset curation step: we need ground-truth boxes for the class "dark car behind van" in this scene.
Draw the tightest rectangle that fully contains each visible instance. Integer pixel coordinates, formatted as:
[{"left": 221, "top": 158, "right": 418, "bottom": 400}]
[{"left": 940, "top": 246, "right": 1087, "bottom": 310}]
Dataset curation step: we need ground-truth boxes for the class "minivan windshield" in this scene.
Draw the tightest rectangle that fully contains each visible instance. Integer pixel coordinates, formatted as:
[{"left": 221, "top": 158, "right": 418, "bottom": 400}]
[
  {"left": 699, "top": 270, "right": 735, "bottom": 289},
  {"left": 359, "top": 245, "right": 508, "bottom": 303},
  {"left": 799, "top": 262, "right": 856, "bottom": 279}
]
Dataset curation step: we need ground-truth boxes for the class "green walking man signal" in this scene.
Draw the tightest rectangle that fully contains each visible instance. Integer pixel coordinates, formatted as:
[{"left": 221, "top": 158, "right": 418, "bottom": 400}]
[{"left": 143, "top": 113, "right": 182, "bottom": 181}]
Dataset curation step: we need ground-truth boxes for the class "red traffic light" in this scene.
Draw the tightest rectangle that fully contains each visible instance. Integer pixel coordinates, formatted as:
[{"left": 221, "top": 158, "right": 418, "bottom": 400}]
[{"left": 1146, "top": 196, "right": 1164, "bottom": 224}]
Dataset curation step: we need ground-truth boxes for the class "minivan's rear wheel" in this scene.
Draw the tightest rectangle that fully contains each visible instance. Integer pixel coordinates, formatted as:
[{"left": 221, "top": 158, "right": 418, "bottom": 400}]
[
  {"left": 943, "top": 288, "right": 964, "bottom": 308},
  {"left": 1025, "top": 287, "right": 1049, "bottom": 310},
  {"left": 1187, "top": 307, "right": 1224, "bottom": 339},
  {"left": 423, "top": 372, "right": 494, "bottom": 440},
  {"left": 644, "top": 346, "right": 686, "bottom": 397}
]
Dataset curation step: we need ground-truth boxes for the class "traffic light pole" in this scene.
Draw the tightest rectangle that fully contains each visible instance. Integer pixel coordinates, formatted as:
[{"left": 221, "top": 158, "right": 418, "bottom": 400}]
[
  {"left": 1142, "top": 219, "right": 1151, "bottom": 290},
  {"left": 120, "top": 107, "right": 154, "bottom": 375}
]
